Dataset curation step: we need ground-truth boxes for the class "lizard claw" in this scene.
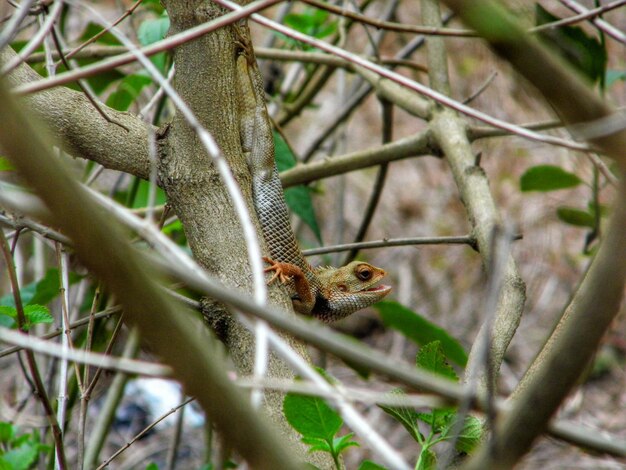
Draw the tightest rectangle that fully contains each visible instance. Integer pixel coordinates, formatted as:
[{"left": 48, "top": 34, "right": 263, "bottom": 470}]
[{"left": 263, "top": 257, "right": 292, "bottom": 285}]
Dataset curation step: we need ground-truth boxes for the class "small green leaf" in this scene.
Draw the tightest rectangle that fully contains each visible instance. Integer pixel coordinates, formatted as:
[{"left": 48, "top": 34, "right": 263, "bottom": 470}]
[
  {"left": 3, "top": 445, "right": 40, "bottom": 470},
  {"left": 358, "top": 461, "right": 388, "bottom": 470},
  {"left": 0, "top": 306, "right": 17, "bottom": 318},
  {"left": 0, "top": 157, "right": 15, "bottom": 171},
  {"left": 145, "top": 463, "right": 159, "bottom": 470},
  {"left": 283, "top": 393, "right": 342, "bottom": 441},
  {"left": 416, "top": 341, "right": 458, "bottom": 382},
  {"left": 0, "top": 422, "right": 15, "bottom": 443},
  {"left": 301, "top": 436, "right": 332, "bottom": 453},
  {"left": 454, "top": 415, "right": 482, "bottom": 454},
  {"left": 274, "top": 131, "right": 322, "bottom": 243},
  {"left": 417, "top": 408, "right": 455, "bottom": 434},
  {"left": 332, "top": 433, "right": 359, "bottom": 453},
  {"left": 130, "top": 180, "right": 168, "bottom": 209},
  {"left": 24, "top": 305, "right": 53, "bottom": 330},
  {"left": 374, "top": 301, "right": 467, "bottom": 366},
  {"left": 138, "top": 14, "right": 170, "bottom": 74},
  {"left": 79, "top": 22, "right": 121, "bottom": 46},
  {"left": 378, "top": 389, "right": 422, "bottom": 443},
  {"left": 536, "top": 5, "right": 607, "bottom": 84},
  {"left": 138, "top": 15, "right": 170, "bottom": 46},
  {"left": 556, "top": 207, "right": 595, "bottom": 228},
  {"left": 0, "top": 269, "right": 81, "bottom": 308},
  {"left": 106, "top": 74, "right": 152, "bottom": 111},
  {"left": 520, "top": 165, "right": 582, "bottom": 192},
  {"left": 416, "top": 447, "right": 437, "bottom": 470}
]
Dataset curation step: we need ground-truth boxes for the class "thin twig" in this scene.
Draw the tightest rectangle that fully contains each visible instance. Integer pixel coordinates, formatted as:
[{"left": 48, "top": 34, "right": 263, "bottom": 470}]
[
  {"left": 344, "top": 98, "right": 392, "bottom": 264},
  {"left": 303, "top": 234, "right": 480, "bottom": 256},
  {"left": 560, "top": 0, "right": 626, "bottom": 44},
  {"left": 301, "top": 0, "right": 475, "bottom": 37},
  {"left": 1, "top": 0, "right": 65, "bottom": 74},
  {"left": 0, "top": 326, "right": 171, "bottom": 376},
  {"left": 0, "top": 230, "right": 68, "bottom": 469},
  {"left": 62, "top": 0, "right": 144, "bottom": 63}
]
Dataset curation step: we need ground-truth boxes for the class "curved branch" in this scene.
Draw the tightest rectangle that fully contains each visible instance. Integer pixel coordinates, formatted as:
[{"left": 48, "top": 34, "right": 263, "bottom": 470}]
[{"left": 2, "top": 46, "right": 152, "bottom": 179}]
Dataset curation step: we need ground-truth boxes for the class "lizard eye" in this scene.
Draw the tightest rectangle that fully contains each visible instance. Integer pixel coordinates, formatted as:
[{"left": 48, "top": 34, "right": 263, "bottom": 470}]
[{"left": 355, "top": 266, "right": 372, "bottom": 281}]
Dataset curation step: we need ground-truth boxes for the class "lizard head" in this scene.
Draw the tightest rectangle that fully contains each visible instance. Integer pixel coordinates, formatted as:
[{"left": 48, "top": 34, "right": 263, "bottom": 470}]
[{"left": 314, "top": 261, "right": 392, "bottom": 321}]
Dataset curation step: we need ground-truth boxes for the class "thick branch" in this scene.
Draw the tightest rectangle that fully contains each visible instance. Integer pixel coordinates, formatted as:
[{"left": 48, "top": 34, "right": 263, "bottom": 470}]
[
  {"left": 440, "top": 1, "right": 626, "bottom": 468},
  {"left": 1, "top": 47, "right": 152, "bottom": 179},
  {"left": 280, "top": 129, "right": 439, "bottom": 187},
  {"left": 422, "top": 0, "right": 525, "bottom": 392}
]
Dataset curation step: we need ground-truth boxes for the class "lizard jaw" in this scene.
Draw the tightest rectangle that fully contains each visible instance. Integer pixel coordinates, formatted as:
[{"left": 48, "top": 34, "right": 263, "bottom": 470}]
[{"left": 364, "top": 284, "right": 391, "bottom": 293}]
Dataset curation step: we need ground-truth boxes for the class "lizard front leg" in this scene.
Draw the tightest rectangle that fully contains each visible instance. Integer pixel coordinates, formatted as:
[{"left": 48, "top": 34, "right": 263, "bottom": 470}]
[{"left": 263, "top": 257, "right": 315, "bottom": 314}]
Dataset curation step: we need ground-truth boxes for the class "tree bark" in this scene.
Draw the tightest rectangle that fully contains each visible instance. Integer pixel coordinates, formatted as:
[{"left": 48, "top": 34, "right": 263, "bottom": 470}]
[{"left": 159, "top": 0, "right": 321, "bottom": 463}]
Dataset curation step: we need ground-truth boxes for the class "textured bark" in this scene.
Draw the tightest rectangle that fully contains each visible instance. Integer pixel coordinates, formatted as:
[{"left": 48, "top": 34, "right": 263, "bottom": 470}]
[{"left": 159, "top": 1, "right": 323, "bottom": 464}]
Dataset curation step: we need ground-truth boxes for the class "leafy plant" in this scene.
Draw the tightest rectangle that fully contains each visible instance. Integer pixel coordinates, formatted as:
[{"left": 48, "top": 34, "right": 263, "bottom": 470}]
[
  {"left": 283, "top": 7, "right": 337, "bottom": 49},
  {"left": 519, "top": 164, "right": 607, "bottom": 250},
  {"left": 283, "top": 392, "right": 358, "bottom": 469},
  {"left": 0, "top": 304, "right": 52, "bottom": 331},
  {"left": 374, "top": 301, "right": 467, "bottom": 367},
  {"left": 0, "top": 422, "right": 51, "bottom": 470},
  {"left": 379, "top": 342, "right": 482, "bottom": 469}
]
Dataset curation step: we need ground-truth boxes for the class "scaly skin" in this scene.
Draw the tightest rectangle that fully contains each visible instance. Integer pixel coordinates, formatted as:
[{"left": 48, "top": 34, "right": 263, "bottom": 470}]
[{"left": 235, "top": 24, "right": 391, "bottom": 322}]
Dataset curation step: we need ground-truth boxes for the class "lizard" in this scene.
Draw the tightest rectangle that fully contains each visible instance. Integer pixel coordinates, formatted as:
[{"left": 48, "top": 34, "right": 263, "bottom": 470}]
[{"left": 234, "top": 23, "right": 391, "bottom": 322}]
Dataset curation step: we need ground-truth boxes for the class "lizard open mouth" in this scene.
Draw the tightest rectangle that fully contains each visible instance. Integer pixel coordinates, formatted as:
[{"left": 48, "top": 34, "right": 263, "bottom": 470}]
[{"left": 364, "top": 284, "right": 392, "bottom": 293}]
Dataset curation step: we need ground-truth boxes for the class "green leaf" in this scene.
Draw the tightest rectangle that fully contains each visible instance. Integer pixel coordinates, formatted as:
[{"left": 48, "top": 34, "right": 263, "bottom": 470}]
[
  {"left": 142, "top": 0, "right": 165, "bottom": 14},
  {"left": 0, "top": 457, "right": 12, "bottom": 470},
  {"left": 416, "top": 341, "right": 458, "bottom": 382},
  {"left": 416, "top": 447, "right": 437, "bottom": 470},
  {"left": 274, "top": 131, "right": 322, "bottom": 243},
  {"left": 0, "top": 306, "right": 16, "bottom": 317},
  {"left": 0, "top": 269, "right": 81, "bottom": 308},
  {"left": 0, "top": 422, "right": 15, "bottom": 444},
  {"left": 520, "top": 165, "right": 582, "bottom": 192},
  {"left": 536, "top": 5, "right": 607, "bottom": 84},
  {"left": 358, "top": 461, "right": 388, "bottom": 470},
  {"left": 131, "top": 180, "right": 168, "bottom": 209},
  {"left": 332, "top": 433, "right": 359, "bottom": 453},
  {"left": 378, "top": 390, "right": 422, "bottom": 443},
  {"left": 556, "top": 207, "right": 595, "bottom": 228},
  {"left": 301, "top": 436, "right": 332, "bottom": 453},
  {"left": 138, "top": 15, "right": 170, "bottom": 46},
  {"left": 0, "top": 157, "right": 15, "bottom": 171},
  {"left": 106, "top": 74, "right": 153, "bottom": 111},
  {"left": 454, "top": 415, "right": 482, "bottom": 454},
  {"left": 283, "top": 393, "right": 342, "bottom": 441},
  {"left": 138, "top": 14, "right": 170, "bottom": 74},
  {"left": 145, "top": 463, "right": 159, "bottom": 470},
  {"left": 23, "top": 305, "right": 53, "bottom": 330},
  {"left": 79, "top": 23, "right": 120, "bottom": 45},
  {"left": 417, "top": 408, "right": 455, "bottom": 434},
  {"left": 374, "top": 301, "right": 467, "bottom": 366},
  {"left": 3, "top": 443, "right": 41, "bottom": 470}
]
